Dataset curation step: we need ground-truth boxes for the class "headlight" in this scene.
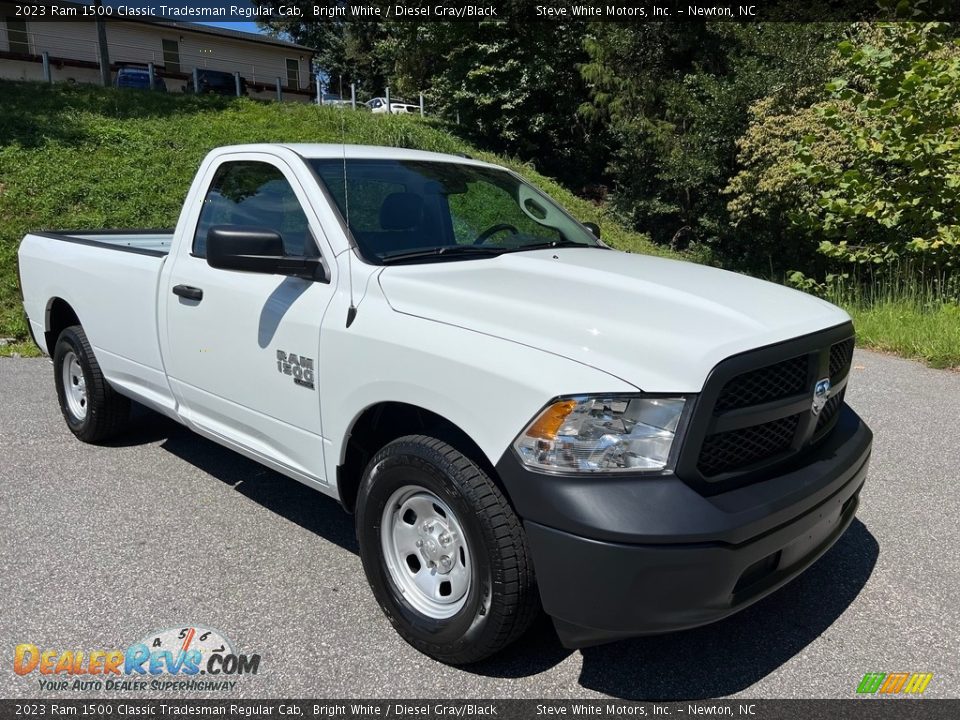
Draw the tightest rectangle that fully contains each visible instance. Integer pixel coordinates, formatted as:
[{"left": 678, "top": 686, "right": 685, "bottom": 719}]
[{"left": 513, "top": 396, "right": 686, "bottom": 473}]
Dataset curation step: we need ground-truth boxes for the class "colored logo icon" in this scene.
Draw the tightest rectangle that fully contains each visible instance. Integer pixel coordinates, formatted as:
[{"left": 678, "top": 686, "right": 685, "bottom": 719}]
[{"left": 857, "top": 672, "right": 933, "bottom": 695}]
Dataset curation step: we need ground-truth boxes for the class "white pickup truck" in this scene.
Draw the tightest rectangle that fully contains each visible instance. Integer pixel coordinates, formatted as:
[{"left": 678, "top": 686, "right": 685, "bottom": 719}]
[{"left": 18, "top": 144, "right": 873, "bottom": 664}]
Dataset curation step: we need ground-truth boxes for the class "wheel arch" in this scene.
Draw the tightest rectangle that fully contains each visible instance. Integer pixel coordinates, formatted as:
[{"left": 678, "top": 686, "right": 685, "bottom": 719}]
[
  {"left": 336, "top": 400, "right": 504, "bottom": 514},
  {"left": 44, "top": 297, "right": 81, "bottom": 356}
]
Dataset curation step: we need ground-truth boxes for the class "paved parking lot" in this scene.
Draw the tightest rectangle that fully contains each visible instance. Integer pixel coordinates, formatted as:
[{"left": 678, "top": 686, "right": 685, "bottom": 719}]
[{"left": 1, "top": 350, "right": 958, "bottom": 699}]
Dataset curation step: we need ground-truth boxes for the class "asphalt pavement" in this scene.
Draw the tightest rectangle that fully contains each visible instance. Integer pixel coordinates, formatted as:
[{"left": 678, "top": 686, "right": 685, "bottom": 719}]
[{"left": 1, "top": 350, "right": 958, "bottom": 700}]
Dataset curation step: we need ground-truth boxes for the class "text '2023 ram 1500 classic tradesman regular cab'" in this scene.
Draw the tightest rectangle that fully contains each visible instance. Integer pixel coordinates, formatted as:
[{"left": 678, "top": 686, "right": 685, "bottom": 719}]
[{"left": 18, "top": 144, "right": 872, "bottom": 664}]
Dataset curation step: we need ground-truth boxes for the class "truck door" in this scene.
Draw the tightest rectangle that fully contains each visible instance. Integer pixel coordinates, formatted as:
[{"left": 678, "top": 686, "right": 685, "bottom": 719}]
[{"left": 162, "top": 155, "right": 335, "bottom": 486}]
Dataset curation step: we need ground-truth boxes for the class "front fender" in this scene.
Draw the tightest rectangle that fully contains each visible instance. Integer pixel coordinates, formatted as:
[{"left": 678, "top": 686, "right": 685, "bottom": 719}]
[{"left": 319, "top": 295, "right": 637, "bottom": 487}]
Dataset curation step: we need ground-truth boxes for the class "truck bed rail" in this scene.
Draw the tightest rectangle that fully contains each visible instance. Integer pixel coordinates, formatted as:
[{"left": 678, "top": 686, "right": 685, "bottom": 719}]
[{"left": 31, "top": 229, "right": 174, "bottom": 257}]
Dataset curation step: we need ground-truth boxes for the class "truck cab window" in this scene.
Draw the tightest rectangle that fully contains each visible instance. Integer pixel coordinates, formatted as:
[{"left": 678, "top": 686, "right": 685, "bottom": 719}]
[{"left": 193, "top": 161, "right": 311, "bottom": 258}]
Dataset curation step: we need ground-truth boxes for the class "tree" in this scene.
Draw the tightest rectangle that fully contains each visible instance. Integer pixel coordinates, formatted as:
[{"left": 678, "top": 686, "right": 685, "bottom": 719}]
[
  {"left": 728, "top": 22, "right": 960, "bottom": 291},
  {"left": 259, "top": 2, "right": 392, "bottom": 94},
  {"left": 261, "top": 4, "right": 605, "bottom": 185},
  {"left": 387, "top": 19, "right": 607, "bottom": 184},
  {"left": 793, "top": 23, "right": 960, "bottom": 271},
  {"left": 579, "top": 23, "right": 842, "bottom": 262}
]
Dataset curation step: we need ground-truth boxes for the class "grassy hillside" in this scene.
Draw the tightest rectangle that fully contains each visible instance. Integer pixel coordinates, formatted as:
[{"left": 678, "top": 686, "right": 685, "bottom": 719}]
[
  {"left": 2, "top": 80, "right": 956, "bottom": 368},
  {"left": 0, "top": 79, "right": 669, "bottom": 351}
]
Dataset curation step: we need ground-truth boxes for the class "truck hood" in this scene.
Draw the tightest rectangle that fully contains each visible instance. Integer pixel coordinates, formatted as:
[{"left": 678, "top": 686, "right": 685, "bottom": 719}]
[{"left": 378, "top": 248, "right": 850, "bottom": 392}]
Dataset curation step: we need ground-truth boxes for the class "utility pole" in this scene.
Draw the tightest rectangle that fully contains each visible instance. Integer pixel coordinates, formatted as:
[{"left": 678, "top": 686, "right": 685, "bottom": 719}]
[{"left": 95, "top": 0, "right": 110, "bottom": 87}]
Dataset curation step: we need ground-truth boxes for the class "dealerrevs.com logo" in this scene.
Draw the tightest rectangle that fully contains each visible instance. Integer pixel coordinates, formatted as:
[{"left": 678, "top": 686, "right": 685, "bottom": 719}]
[{"left": 14, "top": 626, "right": 261, "bottom": 692}]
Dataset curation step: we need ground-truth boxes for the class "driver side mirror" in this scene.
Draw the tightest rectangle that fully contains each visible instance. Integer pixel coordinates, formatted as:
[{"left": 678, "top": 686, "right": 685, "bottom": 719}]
[
  {"left": 206, "top": 226, "right": 326, "bottom": 281},
  {"left": 583, "top": 222, "right": 601, "bottom": 239}
]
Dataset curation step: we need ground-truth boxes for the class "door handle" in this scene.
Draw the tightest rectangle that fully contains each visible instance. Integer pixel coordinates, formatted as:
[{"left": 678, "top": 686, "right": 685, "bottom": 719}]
[{"left": 172, "top": 284, "right": 204, "bottom": 301}]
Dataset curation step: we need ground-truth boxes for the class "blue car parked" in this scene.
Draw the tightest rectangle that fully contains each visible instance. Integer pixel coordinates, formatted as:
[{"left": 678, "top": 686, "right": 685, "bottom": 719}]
[{"left": 115, "top": 66, "right": 167, "bottom": 92}]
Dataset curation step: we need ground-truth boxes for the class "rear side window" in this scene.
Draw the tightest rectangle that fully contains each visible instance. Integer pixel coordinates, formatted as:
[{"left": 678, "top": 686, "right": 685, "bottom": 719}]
[
  {"left": 193, "top": 161, "right": 312, "bottom": 258},
  {"left": 117, "top": 70, "right": 148, "bottom": 87},
  {"left": 318, "top": 175, "right": 407, "bottom": 232}
]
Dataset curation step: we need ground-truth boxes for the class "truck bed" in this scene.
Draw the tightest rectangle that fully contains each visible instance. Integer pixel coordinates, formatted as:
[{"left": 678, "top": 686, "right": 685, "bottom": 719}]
[
  {"left": 30, "top": 229, "right": 174, "bottom": 256},
  {"left": 18, "top": 228, "right": 176, "bottom": 417}
]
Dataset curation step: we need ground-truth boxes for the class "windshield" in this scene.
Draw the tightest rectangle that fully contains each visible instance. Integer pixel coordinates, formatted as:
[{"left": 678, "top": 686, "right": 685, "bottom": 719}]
[{"left": 309, "top": 159, "right": 600, "bottom": 263}]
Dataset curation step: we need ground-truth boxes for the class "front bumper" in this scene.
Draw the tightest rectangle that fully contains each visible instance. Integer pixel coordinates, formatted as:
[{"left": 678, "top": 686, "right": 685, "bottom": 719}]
[{"left": 495, "top": 405, "right": 872, "bottom": 648}]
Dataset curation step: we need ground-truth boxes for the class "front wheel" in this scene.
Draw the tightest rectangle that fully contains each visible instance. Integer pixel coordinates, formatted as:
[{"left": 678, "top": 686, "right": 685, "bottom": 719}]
[
  {"left": 53, "top": 325, "right": 130, "bottom": 443},
  {"left": 356, "top": 435, "right": 537, "bottom": 664}
]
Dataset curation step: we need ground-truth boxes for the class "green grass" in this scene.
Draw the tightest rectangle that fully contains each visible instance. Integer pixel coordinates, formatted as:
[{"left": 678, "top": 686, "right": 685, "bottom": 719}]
[
  {"left": 0, "top": 78, "right": 670, "bottom": 347},
  {"left": 827, "top": 280, "right": 960, "bottom": 369},
  {"left": 843, "top": 302, "right": 960, "bottom": 369},
  {"left": 0, "top": 341, "right": 41, "bottom": 358}
]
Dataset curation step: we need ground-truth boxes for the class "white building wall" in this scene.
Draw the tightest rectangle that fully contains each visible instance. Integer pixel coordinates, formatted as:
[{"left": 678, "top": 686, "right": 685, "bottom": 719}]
[
  {"left": 4, "top": 21, "right": 99, "bottom": 64},
  {"left": 0, "top": 57, "right": 100, "bottom": 84},
  {"left": 0, "top": 19, "right": 311, "bottom": 97}
]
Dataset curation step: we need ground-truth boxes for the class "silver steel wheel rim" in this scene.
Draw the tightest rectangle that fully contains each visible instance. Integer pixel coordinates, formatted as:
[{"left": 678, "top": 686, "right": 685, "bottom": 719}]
[
  {"left": 381, "top": 485, "right": 471, "bottom": 619},
  {"left": 61, "top": 350, "right": 88, "bottom": 421}
]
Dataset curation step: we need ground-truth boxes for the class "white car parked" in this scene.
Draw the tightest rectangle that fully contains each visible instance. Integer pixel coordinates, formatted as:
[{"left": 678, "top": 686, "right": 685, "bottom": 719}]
[
  {"left": 366, "top": 97, "right": 420, "bottom": 114},
  {"left": 18, "top": 144, "right": 872, "bottom": 664}
]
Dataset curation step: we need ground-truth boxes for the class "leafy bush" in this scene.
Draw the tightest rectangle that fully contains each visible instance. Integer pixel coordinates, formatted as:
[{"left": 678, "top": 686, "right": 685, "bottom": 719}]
[
  {"left": 579, "top": 23, "right": 842, "bottom": 266},
  {"left": 724, "top": 96, "right": 854, "bottom": 276},
  {"left": 794, "top": 23, "right": 960, "bottom": 277},
  {"left": 725, "top": 22, "right": 960, "bottom": 300}
]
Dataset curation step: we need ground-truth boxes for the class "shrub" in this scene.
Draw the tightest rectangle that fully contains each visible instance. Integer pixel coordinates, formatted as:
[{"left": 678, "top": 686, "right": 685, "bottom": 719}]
[{"left": 794, "top": 23, "right": 960, "bottom": 278}]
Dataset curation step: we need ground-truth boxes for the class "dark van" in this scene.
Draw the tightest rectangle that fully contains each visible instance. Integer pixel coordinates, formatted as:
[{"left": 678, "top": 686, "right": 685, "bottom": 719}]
[{"left": 186, "top": 69, "right": 247, "bottom": 97}]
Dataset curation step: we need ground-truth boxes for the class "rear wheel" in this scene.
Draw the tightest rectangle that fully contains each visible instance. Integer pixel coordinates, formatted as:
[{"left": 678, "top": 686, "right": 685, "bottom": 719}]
[
  {"left": 53, "top": 325, "right": 130, "bottom": 443},
  {"left": 356, "top": 435, "right": 537, "bottom": 664}
]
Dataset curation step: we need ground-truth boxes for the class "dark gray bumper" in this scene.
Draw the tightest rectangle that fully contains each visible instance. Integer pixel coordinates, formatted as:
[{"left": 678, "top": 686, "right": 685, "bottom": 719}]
[{"left": 495, "top": 405, "right": 872, "bottom": 648}]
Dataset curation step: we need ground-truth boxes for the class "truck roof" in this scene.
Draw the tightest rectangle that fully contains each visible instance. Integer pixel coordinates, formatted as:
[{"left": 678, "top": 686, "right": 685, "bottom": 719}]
[{"left": 209, "top": 143, "right": 499, "bottom": 169}]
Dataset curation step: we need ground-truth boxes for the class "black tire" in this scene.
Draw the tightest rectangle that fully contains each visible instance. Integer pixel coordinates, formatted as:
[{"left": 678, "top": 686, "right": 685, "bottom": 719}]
[
  {"left": 356, "top": 435, "right": 538, "bottom": 664},
  {"left": 53, "top": 325, "right": 130, "bottom": 443}
]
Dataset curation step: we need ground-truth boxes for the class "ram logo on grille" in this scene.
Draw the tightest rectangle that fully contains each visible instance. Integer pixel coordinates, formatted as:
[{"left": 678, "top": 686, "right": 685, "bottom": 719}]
[{"left": 812, "top": 378, "right": 831, "bottom": 416}]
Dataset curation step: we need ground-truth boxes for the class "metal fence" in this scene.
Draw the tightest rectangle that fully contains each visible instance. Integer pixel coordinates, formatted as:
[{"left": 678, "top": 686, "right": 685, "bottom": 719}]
[
  {"left": 5, "top": 26, "right": 431, "bottom": 114},
  {"left": 317, "top": 82, "right": 428, "bottom": 117}
]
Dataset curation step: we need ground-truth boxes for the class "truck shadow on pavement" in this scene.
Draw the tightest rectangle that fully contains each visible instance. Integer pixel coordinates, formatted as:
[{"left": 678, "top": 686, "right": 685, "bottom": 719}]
[
  {"left": 115, "top": 405, "right": 360, "bottom": 554},
  {"left": 118, "top": 405, "right": 879, "bottom": 698}
]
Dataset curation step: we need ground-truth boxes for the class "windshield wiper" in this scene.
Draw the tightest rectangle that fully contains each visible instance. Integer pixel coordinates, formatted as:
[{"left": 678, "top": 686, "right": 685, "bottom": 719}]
[
  {"left": 379, "top": 245, "right": 507, "bottom": 264},
  {"left": 504, "top": 240, "right": 601, "bottom": 253}
]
